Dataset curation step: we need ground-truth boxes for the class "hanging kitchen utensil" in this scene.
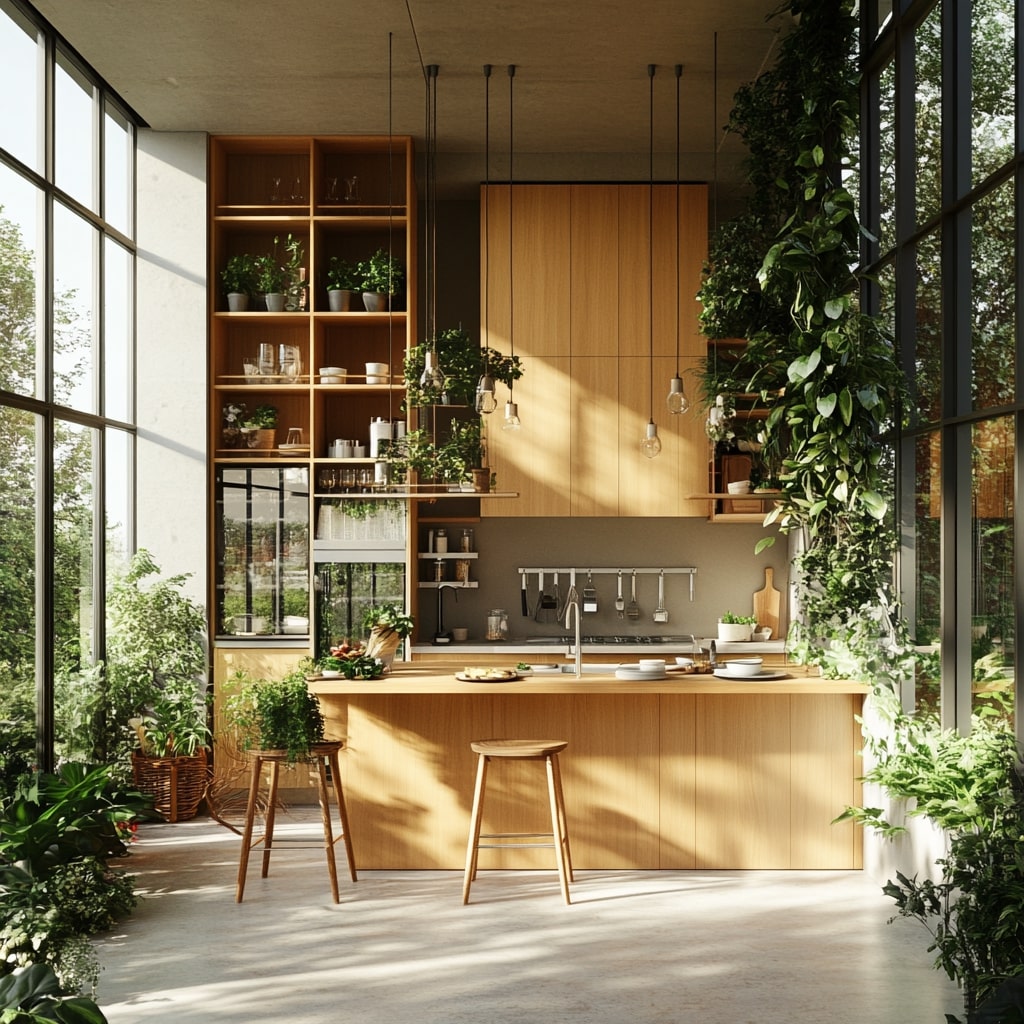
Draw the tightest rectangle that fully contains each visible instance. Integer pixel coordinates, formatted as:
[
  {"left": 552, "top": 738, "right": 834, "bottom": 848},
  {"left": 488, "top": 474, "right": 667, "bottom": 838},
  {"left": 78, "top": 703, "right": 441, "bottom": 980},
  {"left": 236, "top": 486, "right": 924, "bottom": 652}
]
[
  {"left": 582, "top": 571, "right": 598, "bottom": 613},
  {"left": 565, "top": 569, "right": 579, "bottom": 618},
  {"left": 626, "top": 570, "right": 640, "bottom": 620},
  {"left": 653, "top": 569, "right": 669, "bottom": 623},
  {"left": 553, "top": 571, "right": 564, "bottom": 619},
  {"left": 534, "top": 571, "right": 545, "bottom": 622},
  {"left": 615, "top": 570, "right": 625, "bottom": 618},
  {"left": 521, "top": 572, "right": 530, "bottom": 617},
  {"left": 536, "top": 570, "right": 558, "bottom": 623}
]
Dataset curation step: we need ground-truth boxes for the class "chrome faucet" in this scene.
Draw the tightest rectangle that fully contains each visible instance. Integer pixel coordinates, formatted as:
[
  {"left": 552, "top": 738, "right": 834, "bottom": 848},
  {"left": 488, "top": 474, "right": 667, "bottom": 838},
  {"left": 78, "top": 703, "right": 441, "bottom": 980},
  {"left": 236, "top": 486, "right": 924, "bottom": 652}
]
[{"left": 565, "top": 595, "right": 583, "bottom": 677}]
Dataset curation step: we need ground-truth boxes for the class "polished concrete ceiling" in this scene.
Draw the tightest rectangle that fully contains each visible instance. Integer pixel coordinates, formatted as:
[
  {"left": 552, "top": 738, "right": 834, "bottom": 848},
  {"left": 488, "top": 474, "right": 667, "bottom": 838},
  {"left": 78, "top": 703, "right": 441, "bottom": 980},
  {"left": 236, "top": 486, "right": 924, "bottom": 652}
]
[{"left": 34, "top": 0, "right": 791, "bottom": 206}]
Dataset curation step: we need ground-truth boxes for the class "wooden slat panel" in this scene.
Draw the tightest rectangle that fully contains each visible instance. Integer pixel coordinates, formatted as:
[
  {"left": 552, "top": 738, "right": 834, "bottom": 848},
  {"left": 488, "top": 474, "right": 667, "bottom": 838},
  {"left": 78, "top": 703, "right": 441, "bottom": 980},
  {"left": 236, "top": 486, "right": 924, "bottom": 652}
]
[
  {"left": 657, "top": 694, "right": 698, "bottom": 868},
  {"left": 570, "top": 185, "right": 619, "bottom": 357},
  {"left": 570, "top": 355, "right": 619, "bottom": 515}
]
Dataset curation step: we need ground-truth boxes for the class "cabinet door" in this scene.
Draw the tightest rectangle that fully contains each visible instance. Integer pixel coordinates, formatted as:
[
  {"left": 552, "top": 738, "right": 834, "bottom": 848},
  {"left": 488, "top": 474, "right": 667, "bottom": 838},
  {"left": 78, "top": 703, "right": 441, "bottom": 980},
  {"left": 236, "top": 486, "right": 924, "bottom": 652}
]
[
  {"left": 570, "top": 356, "right": 619, "bottom": 515},
  {"left": 570, "top": 185, "right": 619, "bottom": 358}
]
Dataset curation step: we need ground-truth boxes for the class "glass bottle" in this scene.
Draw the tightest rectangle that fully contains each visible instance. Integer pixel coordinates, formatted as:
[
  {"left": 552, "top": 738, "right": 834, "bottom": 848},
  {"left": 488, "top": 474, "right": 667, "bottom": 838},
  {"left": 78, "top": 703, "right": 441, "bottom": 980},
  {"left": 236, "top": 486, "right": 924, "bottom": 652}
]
[
  {"left": 486, "top": 609, "right": 508, "bottom": 641},
  {"left": 435, "top": 528, "right": 448, "bottom": 553},
  {"left": 460, "top": 528, "right": 474, "bottom": 552}
]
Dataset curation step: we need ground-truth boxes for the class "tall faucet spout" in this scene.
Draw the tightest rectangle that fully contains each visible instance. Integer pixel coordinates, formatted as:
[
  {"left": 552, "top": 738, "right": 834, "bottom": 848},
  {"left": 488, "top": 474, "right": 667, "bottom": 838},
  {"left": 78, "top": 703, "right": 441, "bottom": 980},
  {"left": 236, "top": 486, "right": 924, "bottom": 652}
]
[{"left": 565, "top": 599, "right": 583, "bottom": 677}]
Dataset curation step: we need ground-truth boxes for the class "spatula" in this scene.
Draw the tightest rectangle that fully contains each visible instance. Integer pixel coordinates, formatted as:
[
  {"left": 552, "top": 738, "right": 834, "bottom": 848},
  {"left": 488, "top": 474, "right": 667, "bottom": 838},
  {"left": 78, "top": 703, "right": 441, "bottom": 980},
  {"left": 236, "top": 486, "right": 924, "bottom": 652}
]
[
  {"left": 615, "top": 570, "right": 625, "bottom": 619},
  {"left": 627, "top": 569, "right": 640, "bottom": 620},
  {"left": 653, "top": 570, "right": 669, "bottom": 623}
]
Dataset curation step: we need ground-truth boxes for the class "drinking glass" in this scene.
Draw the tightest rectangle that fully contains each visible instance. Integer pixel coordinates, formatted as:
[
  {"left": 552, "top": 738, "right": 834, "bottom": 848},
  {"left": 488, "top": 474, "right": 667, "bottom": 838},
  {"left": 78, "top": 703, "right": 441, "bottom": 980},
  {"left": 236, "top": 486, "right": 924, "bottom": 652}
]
[
  {"left": 258, "top": 343, "right": 276, "bottom": 378},
  {"left": 269, "top": 177, "right": 281, "bottom": 203}
]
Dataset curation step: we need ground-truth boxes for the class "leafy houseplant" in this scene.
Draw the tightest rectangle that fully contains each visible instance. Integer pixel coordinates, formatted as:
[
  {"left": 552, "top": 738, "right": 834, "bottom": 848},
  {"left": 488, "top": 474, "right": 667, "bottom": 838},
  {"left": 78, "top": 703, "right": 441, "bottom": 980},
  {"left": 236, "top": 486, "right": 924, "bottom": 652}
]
[
  {"left": 220, "top": 254, "right": 258, "bottom": 310},
  {"left": 361, "top": 603, "right": 414, "bottom": 664},
  {"left": 325, "top": 256, "right": 359, "bottom": 311},
  {"left": 279, "top": 233, "right": 307, "bottom": 311},
  {"left": 717, "top": 611, "right": 757, "bottom": 642},
  {"left": 223, "top": 666, "right": 326, "bottom": 764},
  {"left": 241, "top": 403, "right": 278, "bottom": 451},
  {"left": 403, "top": 326, "right": 523, "bottom": 409},
  {"left": 357, "top": 248, "right": 403, "bottom": 310},
  {"left": 253, "top": 253, "right": 287, "bottom": 299}
]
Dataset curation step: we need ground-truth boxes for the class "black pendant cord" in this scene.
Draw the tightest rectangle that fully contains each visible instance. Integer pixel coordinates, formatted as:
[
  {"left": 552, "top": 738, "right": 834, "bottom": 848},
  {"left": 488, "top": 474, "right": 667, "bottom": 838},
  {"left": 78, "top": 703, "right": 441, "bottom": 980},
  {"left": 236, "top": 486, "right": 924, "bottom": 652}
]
[
  {"left": 387, "top": 31, "right": 394, "bottom": 425},
  {"left": 483, "top": 64, "right": 491, "bottom": 377},
  {"left": 648, "top": 63, "right": 655, "bottom": 425},
  {"left": 508, "top": 63, "right": 516, "bottom": 402},
  {"left": 674, "top": 62, "right": 681, "bottom": 381}
]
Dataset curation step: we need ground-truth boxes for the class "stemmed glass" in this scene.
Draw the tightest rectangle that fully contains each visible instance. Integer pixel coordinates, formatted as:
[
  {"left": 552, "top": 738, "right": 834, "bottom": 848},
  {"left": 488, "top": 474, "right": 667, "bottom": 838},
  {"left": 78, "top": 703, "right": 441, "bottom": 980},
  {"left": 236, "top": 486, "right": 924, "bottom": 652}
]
[{"left": 318, "top": 468, "right": 337, "bottom": 493}]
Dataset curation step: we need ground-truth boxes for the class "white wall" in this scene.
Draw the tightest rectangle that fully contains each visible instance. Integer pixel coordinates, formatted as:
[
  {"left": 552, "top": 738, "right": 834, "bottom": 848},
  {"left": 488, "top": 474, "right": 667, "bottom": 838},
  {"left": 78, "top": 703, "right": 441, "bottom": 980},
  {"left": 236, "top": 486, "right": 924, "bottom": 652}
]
[{"left": 135, "top": 130, "right": 208, "bottom": 605}]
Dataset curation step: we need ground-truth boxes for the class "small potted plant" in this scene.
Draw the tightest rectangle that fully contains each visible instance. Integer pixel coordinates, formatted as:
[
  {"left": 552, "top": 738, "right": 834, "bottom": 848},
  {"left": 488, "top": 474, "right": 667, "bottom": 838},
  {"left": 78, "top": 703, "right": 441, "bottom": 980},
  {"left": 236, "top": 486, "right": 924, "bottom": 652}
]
[
  {"left": 254, "top": 253, "right": 287, "bottom": 311},
  {"left": 241, "top": 403, "right": 278, "bottom": 450},
  {"left": 717, "top": 611, "right": 758, "bottom": 642},
  {"left": 221, "top": 253, "right": 258, "bottom": 311},
  {"left": 437, "top": 417, "right": 487, "bottom": 490},
  {"left": 223, "top": 665, "right": 326, "bottom": 764},
  {"left": 362, "top": 603, "right": 415, "bottom": 668},
  {"left": 279, "top": 233, "right": 307, "bottom": 311},
  {"left": 357, "top": 248, "right": 404, "bottom": 311},
  {"left": 222, "top": 401, "right": 247, "bottom": 449},
  {"left": 325, "top": 256, "right": 359, "bottom": 312}
]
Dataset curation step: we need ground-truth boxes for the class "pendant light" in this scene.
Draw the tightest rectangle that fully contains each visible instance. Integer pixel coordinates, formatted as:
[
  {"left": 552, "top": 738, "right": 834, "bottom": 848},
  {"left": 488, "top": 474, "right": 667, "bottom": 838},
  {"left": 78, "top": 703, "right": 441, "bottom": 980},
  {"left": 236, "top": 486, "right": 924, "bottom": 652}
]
[
  {"left": 502, "top": 63, "right": 521, "bottom": 431},
  {"left": 420, "top": 64, "right": 445, "bottom": 392},
  {"left": 474, "top": 64, "right": 498, "bottom": 414},
  {"left": 640, "top": 63, "right": 662, "bottom": 459},
  {"left": 666, "top": 62, "right": 690, "bottom": 415}
]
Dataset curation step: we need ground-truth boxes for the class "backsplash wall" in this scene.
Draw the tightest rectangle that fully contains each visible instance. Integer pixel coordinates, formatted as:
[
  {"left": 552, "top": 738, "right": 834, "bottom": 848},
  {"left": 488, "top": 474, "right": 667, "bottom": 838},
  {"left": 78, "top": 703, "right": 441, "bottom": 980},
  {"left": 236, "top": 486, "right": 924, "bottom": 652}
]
[{"left": 415, "top": 516, "right": 791, "bottom": 643}]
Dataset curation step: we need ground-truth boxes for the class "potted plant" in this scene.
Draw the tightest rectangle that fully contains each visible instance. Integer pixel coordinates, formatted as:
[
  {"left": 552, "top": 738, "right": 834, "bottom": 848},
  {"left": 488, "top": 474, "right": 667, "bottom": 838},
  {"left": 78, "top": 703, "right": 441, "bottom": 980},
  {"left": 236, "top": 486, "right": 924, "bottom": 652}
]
[
  {"left": 240, "top": 403, "right": 277, "bottom": 450},
  {"left": 253, "top": 253, "right": 287, "bottom": 311},
  {"left": 221, "top": 401, "right": 247, "bottom": 449},
  {"left": 317, "top": 654, "right": 345, "bottom": 678},
  {"left": 436, "top": 417, "right": 487, "bottom": 490},
  {"left": 223, "top": 665, "right": 326, "bottom": 764},
  {"left": 361, "top": 603, "right": 415, "bottom": 668},
  {"left": 325, "top": 256, "right": 359, "bottom": 312},
  {"left": 220, "top": 253, "right": 257, "bottom": 311},
  {"left": 279, "top": 233, "right": 307, "bottom": 311},
  {"left": 403, "top": 326, "right": 523, "bottom": 409},
  {"left": 717, "top": 611, "right": 757, "bottom": 642},
  {"left": 356, "top": 248, "right": 404, "bottom": 311}
]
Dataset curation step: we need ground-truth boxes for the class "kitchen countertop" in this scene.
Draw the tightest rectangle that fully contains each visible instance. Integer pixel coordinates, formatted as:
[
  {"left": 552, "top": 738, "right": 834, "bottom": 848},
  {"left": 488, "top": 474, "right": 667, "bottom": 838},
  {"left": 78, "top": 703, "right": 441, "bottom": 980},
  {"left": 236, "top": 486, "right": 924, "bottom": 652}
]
[
  {"left": 410, "top": 639, "right": 789, "bottom": 657},
  {"left": 309, "top": 660, "right": 867, "bottom": 696}
]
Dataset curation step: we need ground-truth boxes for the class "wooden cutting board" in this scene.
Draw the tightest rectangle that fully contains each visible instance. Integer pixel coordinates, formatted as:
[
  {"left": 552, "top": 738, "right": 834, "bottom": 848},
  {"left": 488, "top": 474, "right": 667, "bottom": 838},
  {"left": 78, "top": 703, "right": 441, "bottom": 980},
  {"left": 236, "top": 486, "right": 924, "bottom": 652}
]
[{"left": 752, "top": 566, "right": 781, "bottom": 638}]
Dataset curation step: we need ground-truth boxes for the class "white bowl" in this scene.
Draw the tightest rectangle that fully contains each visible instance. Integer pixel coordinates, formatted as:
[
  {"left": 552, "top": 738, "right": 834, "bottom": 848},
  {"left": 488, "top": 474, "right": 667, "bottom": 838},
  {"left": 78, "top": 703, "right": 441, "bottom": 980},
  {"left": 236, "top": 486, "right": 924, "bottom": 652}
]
[
  {"left": 725, "top": 657, "right": 763, "bottom": 676},
  {"left": 319, "top": 367, "right": 347, "bottom": 384},
  {"left": 727, "top": 479, "right": 751, "bottom": 494},
  {"left": 639, "top": 658, "right": 666, "bottom": 672},
  {"left": 674, "top": 656, "right": 695, "bottom": 667}
]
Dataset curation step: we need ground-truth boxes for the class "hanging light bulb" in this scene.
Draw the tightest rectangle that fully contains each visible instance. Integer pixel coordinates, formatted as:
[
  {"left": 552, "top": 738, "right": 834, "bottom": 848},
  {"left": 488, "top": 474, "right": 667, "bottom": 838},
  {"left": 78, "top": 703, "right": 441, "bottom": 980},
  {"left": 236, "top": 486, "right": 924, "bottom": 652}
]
[
  {"left": 502, "top": 400, "right": 521, "bottom": 431},
  {"left": 476, "top": 64, "right": 498, "bottom": 415},
  {"left": 667, "top": 375, "right": 690, "bottom": 415},
  {"left": 640, "top": 64, "right": 661, "bottom": 457},
  {"left": 641, "top": 419, "right": 662, "bottom": 458},
  {"left": 666, "top": 63, "right": 690, "bottom": 416},
  {"left": 420, "top": 348, "right": 444, "bottom": 389}
]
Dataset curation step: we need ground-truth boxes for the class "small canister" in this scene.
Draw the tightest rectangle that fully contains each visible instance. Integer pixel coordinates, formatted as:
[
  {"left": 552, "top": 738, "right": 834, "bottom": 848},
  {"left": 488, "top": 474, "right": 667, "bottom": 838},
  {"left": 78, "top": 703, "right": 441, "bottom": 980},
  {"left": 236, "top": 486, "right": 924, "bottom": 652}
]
[
  {"left": 455, "top": 559, "right": 471, "bottom": 583},
  {"left": 486, "top": 608, "right": 508, "bottom": 641},
  {"left": 460, "top": 528, "right": 474, "bottom": 552},
  {"left": 435, "top": 528, "right": 448, "bottom": 553}
]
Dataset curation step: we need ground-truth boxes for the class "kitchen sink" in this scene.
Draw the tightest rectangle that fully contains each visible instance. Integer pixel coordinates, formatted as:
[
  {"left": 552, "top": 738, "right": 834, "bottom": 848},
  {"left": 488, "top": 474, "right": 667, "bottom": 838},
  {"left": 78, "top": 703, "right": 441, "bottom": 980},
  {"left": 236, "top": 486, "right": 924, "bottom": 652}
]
[{"left": 530, "top": 663, "right": 622, "bottom": 674}]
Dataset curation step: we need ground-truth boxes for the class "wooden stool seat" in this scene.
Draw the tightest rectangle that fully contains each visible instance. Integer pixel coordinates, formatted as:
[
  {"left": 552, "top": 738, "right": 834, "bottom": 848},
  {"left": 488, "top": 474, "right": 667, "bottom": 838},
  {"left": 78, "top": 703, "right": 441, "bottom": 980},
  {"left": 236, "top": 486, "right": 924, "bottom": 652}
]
[
  {"left": 462, "top": 738, "right": 573, "bottom": 905},
  {"left": 235, "top": 740, "right": 357, "bottom": 903}
]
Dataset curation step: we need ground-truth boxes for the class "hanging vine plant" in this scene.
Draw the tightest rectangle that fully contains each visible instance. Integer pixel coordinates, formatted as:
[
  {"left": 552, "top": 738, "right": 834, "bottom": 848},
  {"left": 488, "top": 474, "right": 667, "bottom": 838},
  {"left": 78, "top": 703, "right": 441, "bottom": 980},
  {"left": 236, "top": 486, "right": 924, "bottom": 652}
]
[{"left": 699, "top": 0, "right": 909, "bottom": 673}]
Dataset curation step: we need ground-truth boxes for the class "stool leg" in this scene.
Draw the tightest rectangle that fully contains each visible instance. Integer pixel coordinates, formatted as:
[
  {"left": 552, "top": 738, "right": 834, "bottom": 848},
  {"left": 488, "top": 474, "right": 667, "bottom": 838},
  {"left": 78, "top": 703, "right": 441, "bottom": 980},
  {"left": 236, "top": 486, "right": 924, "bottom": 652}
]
[
  {"left": 327, "top": 747, "right": 358, "bottom": 882},
  {"left": 462, "top": 752, "right": 489, "bottom": 904},
  {"left": 546, "top": 753, "right": 572, "bottom": 905},
  {"left": 235, "top": 755, "right": 262, "bottom": 903},
  {"left": 261, "top": 760, "right": 281, "bottom": 879},
  {"left": 314, "top": 756, "right": 341, "bottom": 904},
  {"left": 550, "top": 752, "right": 574, "bottom": 882}
]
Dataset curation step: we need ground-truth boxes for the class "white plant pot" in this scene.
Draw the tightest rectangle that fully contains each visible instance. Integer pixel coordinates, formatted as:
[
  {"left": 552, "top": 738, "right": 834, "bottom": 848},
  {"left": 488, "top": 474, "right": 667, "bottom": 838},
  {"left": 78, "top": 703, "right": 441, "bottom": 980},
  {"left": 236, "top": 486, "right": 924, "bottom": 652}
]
[
  {"left": 226, "top": 292, "right": 249, "bottom": 312},
  {"left": 264, "top": 292, "right": 285, "bottom": 312},
  {"left": 327, "top": 288, "right": 355, "bottom": 312},
  {"left": 717, "top": 621, "right": 753, "bottom": 642},
  {"left": 362, "top": 291, "right": 389, "bottom": 312}
]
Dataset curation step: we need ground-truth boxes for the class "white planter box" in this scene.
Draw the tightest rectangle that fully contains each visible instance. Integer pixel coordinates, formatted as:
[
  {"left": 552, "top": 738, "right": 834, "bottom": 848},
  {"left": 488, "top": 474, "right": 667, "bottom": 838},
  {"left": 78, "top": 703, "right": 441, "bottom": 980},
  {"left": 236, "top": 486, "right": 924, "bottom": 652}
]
[{"left": 717, "top": 621, "right": 753, "bottom": 642}]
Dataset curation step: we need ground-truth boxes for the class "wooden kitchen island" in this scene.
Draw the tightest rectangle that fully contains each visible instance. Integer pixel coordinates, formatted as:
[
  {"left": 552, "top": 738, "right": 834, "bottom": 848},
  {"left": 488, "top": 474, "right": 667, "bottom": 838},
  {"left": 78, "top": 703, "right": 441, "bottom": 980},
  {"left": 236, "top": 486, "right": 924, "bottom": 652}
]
[{"left": 308, "top": 664, "right": 869, "bottom": 871}]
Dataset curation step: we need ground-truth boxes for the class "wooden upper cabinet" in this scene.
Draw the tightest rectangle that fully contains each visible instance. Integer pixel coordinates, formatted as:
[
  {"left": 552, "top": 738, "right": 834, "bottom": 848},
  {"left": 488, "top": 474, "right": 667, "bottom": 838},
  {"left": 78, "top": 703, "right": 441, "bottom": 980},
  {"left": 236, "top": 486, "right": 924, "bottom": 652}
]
[{"left": 483, "top": 182, "right": 709, "bottom": 518}]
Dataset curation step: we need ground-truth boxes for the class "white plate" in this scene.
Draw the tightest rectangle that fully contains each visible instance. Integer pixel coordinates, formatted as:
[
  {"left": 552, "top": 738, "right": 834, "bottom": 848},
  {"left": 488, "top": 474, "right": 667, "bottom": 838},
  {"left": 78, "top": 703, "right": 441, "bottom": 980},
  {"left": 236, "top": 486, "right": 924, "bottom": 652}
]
[
  {"left": 615, "top": 667, "right": 668, "bottom": 680},
  {"left": 713, "top": 668, "right": 788, "bottom": 681}
]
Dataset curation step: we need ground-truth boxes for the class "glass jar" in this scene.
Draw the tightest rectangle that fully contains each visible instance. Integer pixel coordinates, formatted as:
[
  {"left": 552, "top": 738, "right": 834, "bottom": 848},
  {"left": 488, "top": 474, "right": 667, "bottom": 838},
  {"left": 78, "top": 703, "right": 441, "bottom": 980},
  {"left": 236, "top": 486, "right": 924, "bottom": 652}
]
[
  {"left": 486, "top": 608, "right": 508, "bottom": 641},
  {"left": 435, "top": 528, "right": 448, "bottom": 553},
  {"left": 460, "top": 528, "right": 474, "bottom": 552}
]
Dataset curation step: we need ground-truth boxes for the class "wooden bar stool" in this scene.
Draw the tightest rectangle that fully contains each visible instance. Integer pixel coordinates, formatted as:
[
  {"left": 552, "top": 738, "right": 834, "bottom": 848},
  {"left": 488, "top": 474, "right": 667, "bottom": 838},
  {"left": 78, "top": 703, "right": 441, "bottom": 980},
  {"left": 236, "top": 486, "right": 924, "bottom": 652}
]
[
  {"left": 462, "top": 739, "right": 574, "bottom": 905},
  {"left": 235, "top": 740, "right": 357, "bottom": 903}
]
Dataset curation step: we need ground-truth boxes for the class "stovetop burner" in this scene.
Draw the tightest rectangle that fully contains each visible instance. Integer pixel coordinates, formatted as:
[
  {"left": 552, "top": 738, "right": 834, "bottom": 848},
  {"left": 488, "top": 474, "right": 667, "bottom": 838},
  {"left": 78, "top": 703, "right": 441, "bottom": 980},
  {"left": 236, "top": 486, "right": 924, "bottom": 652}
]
[{"left": 524, "top": 635, "right": 696, "bottom": 645}]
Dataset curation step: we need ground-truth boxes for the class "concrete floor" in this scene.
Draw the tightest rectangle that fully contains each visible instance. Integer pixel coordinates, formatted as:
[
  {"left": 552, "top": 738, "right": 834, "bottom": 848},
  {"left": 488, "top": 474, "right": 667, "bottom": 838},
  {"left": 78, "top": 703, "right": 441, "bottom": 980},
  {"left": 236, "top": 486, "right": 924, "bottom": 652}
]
[{"left": 92, "top": 812, "right": 964, "bottom": 1023}]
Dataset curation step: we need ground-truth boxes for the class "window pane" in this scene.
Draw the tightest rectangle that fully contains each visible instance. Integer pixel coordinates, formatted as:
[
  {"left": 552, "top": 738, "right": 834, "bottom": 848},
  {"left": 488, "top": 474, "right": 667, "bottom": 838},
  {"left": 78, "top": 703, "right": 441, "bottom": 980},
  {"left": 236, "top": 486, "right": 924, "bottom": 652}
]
[
  {"left": 53, "top": 202, "right": 98, "bottom": 413},
  {"left": 913, "top": 430, "right": 941, "bottom": 715},
  {"left": 915, "top": 7, "right": 942, "bottom": 225},
  {"left": 105, "top": 426, "right": 132, "bottom": 574},
  {"left": 971, "top": 417, "right": 1014, "bottom": 727},
  {"left": 55, "top": 48, "right": 97, "bottom": 211},
  {"left": 972, "top": 0, "right": 1015, "bottom": 187},
  {"left": 914, "top": 230, "right": 942, "bottom": 426},
  {"left": 103, "top": 237, "right": 132, "bottom": 421},
  {"left": 0, "top": 162, "right": 43, "bottom": 398},
  {"left": 972, "top": 180, "right": 1014, "bottom": 410},
  {"left": 53, "top": 420, "right": 96, "bottom": 672},
  {"left": 104, "top": 102, "right": 133, "bottom": 236},
  {"left": 0, "top": 0, "right": 43, "bottom": 173},
  {"left": 0, "top": 406, "right": 39, "bottom": 773},
  {"left": 877, "top": 59, "right": 895, "bottom": 254}
]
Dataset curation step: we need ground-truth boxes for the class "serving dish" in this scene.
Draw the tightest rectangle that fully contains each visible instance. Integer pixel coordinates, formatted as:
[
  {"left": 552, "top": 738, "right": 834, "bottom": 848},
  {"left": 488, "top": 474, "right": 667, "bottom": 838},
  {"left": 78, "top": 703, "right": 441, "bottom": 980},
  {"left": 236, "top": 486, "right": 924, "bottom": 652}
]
[
  {"left": 455, "top": 667, "right": 521, "bottom": 682},
  {"left": 713, "top": 668, "right": 788, "bottom": 681}
]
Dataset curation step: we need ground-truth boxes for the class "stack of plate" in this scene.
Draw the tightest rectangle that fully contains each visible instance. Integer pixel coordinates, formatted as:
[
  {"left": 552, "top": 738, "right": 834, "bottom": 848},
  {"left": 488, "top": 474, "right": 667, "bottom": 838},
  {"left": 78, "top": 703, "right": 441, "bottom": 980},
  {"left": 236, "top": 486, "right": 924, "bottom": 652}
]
[{"left": 615, "top": 660, "right": 667, "bottom": 681}]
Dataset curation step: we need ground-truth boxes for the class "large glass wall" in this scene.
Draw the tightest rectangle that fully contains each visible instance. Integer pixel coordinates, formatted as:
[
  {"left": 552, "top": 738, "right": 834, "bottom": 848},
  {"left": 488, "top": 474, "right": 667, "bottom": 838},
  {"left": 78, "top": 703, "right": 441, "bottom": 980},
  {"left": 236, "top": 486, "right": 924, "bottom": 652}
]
[
  {"left": 863, "top": 0, "right": 1020, "bottom": 733},
  {"left": 0, "top": 0, "right": 136, "bottom": 768}
]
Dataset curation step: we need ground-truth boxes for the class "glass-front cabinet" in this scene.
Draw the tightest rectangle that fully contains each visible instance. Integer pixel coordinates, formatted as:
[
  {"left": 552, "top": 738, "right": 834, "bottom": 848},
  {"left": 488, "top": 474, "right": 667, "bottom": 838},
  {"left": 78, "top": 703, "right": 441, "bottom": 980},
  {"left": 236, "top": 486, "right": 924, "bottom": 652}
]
[{"left": 215, "top": 466, "right": 310, "bottom": 639}]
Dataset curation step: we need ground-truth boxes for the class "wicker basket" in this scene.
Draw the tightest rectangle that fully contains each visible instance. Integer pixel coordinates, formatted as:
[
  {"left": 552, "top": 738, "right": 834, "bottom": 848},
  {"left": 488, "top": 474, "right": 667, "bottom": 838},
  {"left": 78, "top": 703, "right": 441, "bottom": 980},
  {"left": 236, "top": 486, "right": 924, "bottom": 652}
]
[{"left": 132, "top": 749, "right": 209, "bottom": 822}]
